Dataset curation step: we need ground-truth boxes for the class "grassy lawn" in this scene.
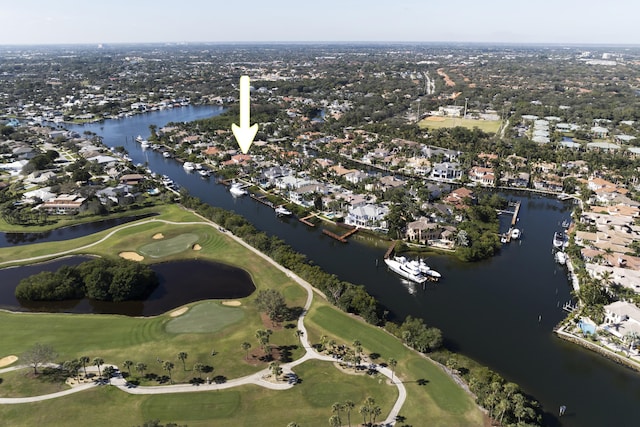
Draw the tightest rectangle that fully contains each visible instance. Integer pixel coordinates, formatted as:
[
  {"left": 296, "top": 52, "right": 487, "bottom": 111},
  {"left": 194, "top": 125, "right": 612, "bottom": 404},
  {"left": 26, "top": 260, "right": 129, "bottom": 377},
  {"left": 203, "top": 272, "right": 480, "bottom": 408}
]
[
  {"left": 305, "top": 303, "right": 484, "bottom": 427},
  {"left": 0, "top": 360, "right": 396, "bottom": 426},
  {"left": 419, "top": 116, "right": 502, "bottom": 133},
  {"left": 0, "top": 368, "right": 71, "bottom": 398},
  {"left": 0, "top": 204, "right": 484, "bottom": 425},
  {"left": 139, "top": 232, "right": 200, "bottom": 258}
]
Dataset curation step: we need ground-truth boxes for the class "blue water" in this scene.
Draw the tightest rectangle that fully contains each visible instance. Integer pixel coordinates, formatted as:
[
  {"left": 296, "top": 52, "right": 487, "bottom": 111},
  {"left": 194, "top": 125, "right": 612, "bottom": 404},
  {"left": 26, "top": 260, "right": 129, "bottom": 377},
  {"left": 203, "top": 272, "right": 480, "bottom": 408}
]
[{"left": 579, "top": 320, "right": 597, "bottom": 335}]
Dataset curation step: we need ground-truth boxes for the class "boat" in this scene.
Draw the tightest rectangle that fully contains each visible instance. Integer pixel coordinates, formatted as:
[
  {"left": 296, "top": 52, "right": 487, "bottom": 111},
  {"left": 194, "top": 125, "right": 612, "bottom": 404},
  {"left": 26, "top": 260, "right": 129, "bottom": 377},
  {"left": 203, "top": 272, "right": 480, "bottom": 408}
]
[
  {"left": 553, "top": 231, "right": 565, "bottom": 248},
  {"left": 135, "top": 135, "right": 144, "bottom": 142},
  {"left": 384, "top": 256, "right": 428, "bottom": 284},
  {"left": 275, "top": 205, "right": 293, "bottom": 217},
  {"left": 511, "top": 228, "right": 521, "bottom": 239},
  {"left": 183, "top": 161, "right": 195, "bottom": 172},
  {"left": 162, "top": 151, "right": 171, "bottom": 158},
  {"left": 417, "top": 259, "right": 441, "bottom": 279},
  {"left": 555, "top": 251, "right": 567, "bottom": 265},
  {"left": 229, "top": 182, "right": 248, "bottom": 197},
  {"left": 198, "top": 169, "right": 210, "bottom": 177},
  {"left": 140, "top": 140, "right": 150, "bottom": 149},
  {"left": 561, "top": 220, "right": 570, "bottom": 228}
]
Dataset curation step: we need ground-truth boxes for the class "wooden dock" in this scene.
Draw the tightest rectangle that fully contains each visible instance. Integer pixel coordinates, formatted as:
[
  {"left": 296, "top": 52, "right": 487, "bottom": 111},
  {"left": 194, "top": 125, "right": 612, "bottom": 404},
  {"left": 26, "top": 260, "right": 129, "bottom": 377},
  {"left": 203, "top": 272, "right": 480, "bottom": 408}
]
[
  {"left": 322, "top": 226, "right": 359, "bottom": 243},
  {"left": 299, "top": 214, "right": 316, "bottom": 227},
  {"left": 384, "top": 241, "right": 397, "bottom": 259},
  {"left": 250, "top": 194, "right": 274, "bottom": 208},
  {"left": 511, "top": 201, "right": 521, "bottom": 226}
]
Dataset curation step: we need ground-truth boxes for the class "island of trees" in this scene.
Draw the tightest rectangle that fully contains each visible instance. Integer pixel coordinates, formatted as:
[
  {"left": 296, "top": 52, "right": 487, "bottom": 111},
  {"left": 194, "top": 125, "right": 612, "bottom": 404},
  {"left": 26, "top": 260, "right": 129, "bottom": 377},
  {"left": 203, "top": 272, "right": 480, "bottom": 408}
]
[{"left": 15, "top": 258, "right": 158, "bottom": 302}]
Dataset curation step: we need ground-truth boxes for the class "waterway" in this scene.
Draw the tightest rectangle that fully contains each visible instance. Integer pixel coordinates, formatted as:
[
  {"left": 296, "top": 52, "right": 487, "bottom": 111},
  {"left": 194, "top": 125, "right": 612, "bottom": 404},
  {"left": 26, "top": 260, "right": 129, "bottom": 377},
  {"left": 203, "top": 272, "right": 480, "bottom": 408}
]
[
  {"left": 63, "top": 106, "right": 640, "bottom": 427},
  {"left": 0, "top": 257, "right": 254, "bottom": 316}
]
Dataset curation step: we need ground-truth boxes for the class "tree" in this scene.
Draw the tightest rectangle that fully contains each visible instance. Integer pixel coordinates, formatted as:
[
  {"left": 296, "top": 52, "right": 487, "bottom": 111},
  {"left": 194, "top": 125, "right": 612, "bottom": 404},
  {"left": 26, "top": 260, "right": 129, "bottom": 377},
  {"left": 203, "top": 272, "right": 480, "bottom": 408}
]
[
  {"left": 163, "top": 361, "right": 175, "bottom": 383},
  {"left": 22, "top": 343, "right": 57, "bottom": 375},
  {"left": 123, "top": 360, "right": 134, "bottom": 375},
  {"left": 136, "top": 362, "right": 147, "bottom": 378},
  {"left": 269, "top": 361, "right": 282, "bottom": 380},
  {"left": 193, "top": 363, "right": 205, "bottom": 379},
  {"left": 329, "top": 415, "right": 341, "bottom": 427},
  {"left": 241, "top": 342, "right": 252, "bottom": 360},
  {"left": 79, "top": 355, "right": 90, "bottom": 377},
  {"left": 103, "top": 365, "right": 116, "bottom": 384},
  {"left": 344, "top": 400, "right": 355, "bottom": 427},
  {"left": 255, "top": 288, "right": 287, "bottom": 324},
  {"left": 93, "top": 357, "right": 104, "bottom": 377},
  {"left": 388, "top": 358, "right": 397, "bottom": 381},
  {"left": 177, "top": 352, "right": 188, "bottom": 371},
  {"left": 332, "top": 402, "right": 344, "bottom": 422}
]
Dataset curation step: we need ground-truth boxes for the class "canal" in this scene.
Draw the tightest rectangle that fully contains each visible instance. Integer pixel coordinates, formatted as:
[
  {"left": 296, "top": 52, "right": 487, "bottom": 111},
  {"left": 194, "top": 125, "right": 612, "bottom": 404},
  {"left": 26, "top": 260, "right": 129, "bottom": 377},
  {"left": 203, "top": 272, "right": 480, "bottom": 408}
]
[{"left": 66, "top": 106, "right": 640, "bottom": 427}]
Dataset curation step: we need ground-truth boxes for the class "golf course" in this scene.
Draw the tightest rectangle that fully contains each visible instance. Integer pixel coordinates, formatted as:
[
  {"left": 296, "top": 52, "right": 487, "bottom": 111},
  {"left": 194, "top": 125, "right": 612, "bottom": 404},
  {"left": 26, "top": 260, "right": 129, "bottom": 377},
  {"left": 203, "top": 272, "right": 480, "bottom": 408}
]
[{"left": 0, "top": 204, "right": 484, "bottom": 426}]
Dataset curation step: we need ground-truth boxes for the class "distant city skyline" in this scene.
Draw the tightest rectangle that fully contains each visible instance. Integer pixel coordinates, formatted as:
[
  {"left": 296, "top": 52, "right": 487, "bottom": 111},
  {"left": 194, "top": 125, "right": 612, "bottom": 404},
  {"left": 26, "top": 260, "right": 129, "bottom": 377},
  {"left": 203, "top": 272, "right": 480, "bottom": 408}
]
[{"left": 1, "top": 0, "right": 638, "bottom": 46}]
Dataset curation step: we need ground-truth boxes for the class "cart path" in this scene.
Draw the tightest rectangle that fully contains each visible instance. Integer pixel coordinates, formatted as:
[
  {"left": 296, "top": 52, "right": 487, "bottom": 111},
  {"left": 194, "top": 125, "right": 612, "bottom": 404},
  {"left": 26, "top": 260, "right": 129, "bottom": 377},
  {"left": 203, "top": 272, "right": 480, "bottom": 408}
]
[{"left": 0, "top": 215, "right": 406, "bottom": 425}]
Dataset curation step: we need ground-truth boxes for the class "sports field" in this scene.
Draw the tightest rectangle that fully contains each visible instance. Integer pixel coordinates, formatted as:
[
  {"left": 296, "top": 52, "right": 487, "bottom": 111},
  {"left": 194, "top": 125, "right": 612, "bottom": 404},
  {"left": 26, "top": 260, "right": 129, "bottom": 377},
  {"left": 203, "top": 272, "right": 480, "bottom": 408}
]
[{"left": 419, "top": 116, "right": 502, "bottom": 133}]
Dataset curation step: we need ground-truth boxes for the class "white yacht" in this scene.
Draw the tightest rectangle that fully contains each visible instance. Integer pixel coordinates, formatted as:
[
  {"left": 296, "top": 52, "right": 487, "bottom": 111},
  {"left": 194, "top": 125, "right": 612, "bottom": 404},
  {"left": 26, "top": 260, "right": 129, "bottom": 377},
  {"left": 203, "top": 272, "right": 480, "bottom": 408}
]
[
  {"left": 229, "top": 182, "right": 248, "bottom": 197},
  {"left": 183, "top": 162, "right": 195, "bottom": 172},
  {"left": 416, "top": 259, "right": 441, "bottom": 279},
  {"left": 162, "top": 151, "right": 171, "bottom": 158},
  {"left": 275, "top": 205, "right": 293, "bottom": 217},
  {"left": 384, "top": 256, "right": 428, "bottom": 284},
  {"left": 555, "top": 251, "right": 567, "bottom": 265},
  {"left": 553, "top": 231, "right": 565, "bottom": 248},
  {"left": 511, "top": 228, "right": 521, "bottom": 239}
]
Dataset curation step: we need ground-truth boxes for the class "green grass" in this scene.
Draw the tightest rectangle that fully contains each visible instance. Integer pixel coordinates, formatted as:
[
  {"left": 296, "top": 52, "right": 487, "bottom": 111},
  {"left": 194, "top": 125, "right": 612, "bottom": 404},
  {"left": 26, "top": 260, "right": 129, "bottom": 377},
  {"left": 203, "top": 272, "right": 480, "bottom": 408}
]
[
  {"left": 165, "top": 302, "right": 245, "bottom": 334},
  {"left": 139, "top": 233, "right": 200, "bottom": 258},
  {"left": 305, "top": 303, "right": 484, "bottom": 427},
  {"left": 419, "top": 116, "right": 502, "bottom": 133},
  {"left": 0, "top": 368, "right": 71, "bottom": 398},
  {"left": 0, "top": 205, "right": 485, "bottom": 426}
]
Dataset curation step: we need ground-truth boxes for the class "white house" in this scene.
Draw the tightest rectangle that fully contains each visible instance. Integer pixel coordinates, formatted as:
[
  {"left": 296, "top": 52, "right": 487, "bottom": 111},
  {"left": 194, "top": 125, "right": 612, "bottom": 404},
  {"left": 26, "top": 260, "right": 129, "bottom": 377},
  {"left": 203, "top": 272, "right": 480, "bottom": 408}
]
[
  {"left": 603, "top": 301, "right": 640, "bottom": 346},
  {"left": 345, "top": 203, "right": 389, "bottom": 230}
]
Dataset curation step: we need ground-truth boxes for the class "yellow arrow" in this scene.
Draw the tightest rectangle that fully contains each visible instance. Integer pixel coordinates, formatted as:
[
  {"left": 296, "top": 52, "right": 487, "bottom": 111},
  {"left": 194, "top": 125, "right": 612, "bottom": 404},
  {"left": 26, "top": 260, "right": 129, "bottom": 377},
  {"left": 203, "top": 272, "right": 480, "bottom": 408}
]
[{"left": 231, "top": 75, "right": 259, "bottom": 154}]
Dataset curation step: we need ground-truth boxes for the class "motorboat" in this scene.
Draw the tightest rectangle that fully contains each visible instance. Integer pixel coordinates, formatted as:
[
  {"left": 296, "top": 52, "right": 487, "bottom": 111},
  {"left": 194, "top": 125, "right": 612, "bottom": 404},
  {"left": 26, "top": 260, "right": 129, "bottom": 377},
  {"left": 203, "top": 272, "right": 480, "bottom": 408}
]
[
  {"left": 384, "top": 256, "right": 428, "bottom": 284},
  {"left": 511, "top": 228, "right": 521, "bottom": 239},
  {"left": 555, "top": 251, "right": 567, "bottom": 265},
  {"left": 229, "top": 182, "right": 248, "bottom": 197},
  {"left": 275, "top": 205, "right": 293, "bottom": 216},
  {"left": 140, "top": 140, "right": 150, "bottom": 149},
  {"left": 135, "top": 135, "right": 144, "bottom": 142},
  {"left": 183, "top": 162, "right": 195, "bottom": 172},
  {"left": 198, "top": 169, "right": 210, "bottom": 177},
  {"left": 417, "top": 259, "right": 441, "bottom": 279},
  {"left": 162, "top": 151, "right": 171, "bottom": 158},
  {"left": 553, "top": 231, "right": 565, "bottom": 248}
]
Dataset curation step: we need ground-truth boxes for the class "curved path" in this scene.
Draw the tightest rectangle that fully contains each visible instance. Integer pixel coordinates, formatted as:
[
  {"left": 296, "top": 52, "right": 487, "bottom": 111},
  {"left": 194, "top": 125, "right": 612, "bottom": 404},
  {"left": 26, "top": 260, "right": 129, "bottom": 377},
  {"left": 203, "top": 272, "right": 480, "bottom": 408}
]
[{"left": 0, "top": 214, "right": 406, "bottom": 425}]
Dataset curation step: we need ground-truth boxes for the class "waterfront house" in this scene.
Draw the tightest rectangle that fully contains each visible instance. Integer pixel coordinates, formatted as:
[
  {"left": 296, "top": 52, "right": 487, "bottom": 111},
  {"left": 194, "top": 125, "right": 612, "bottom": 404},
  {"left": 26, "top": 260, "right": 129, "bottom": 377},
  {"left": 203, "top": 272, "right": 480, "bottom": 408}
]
[
  {"left": 468, "top": 166, "right": 495, "bottom": 186},
  {"left": 603, "top": 301, "right": 640, "bottom": 348},
  {"left": 444, "top": 187, "right": 475, "bottom": 207},
  {"left": 119, "top": 173, "right": 145, "bottom": 186},
  {"left": 430, "top": 162, "right": 463, "bottom": 181},
  {"left": 406, "top": 217, "right": 443, "bottom": 245},
  {"left": 345, "top": 203, "right": 389, "bottom": 230},
  {"left": 40, "top": 194, "right": 87, "bottom": 215}
]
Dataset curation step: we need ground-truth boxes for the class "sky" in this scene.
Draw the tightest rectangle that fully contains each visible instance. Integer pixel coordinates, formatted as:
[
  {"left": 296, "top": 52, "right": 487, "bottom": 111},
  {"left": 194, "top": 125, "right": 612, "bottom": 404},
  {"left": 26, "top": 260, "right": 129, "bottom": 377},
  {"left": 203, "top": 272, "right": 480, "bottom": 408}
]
[{"left": 0, "top": 0, "right": 638, "bottom": 46}]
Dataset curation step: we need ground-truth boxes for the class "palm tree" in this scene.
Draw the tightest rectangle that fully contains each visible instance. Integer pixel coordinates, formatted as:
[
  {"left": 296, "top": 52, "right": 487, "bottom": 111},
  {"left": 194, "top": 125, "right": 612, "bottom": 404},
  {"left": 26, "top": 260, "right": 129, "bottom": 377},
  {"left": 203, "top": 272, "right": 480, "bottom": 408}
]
[
  {"left": 269, "top": 361, "right": 282, "bottom": 380},
  {"left": 163, "top": 361, "right": 175, "bottom": 383},
  {"left": 241, "top": 341, "right": 252, "bottom": 360},
  {"left": 359, "top": 405, "right": 369, "bottom": 426},
  {"left": 388, "top": 358, "right": 397, "bottom": 381},
  {"left": 123, "top": 360, "right": 133, "bottom": 376},
  {"left": 328, "top": 415, "right": 341, "bottom": 427},
  {"left": 103, "top": 365, "right": 115, "bottom": 384},
  {"left": 177, "top": 352, "right": 188, "bottom": 371},
  {"left": 344, "top": 400, "right": 355, "bottom": 427},
  {"left": 193, "top": 363, "right": 205, "bottom": 379},
  {"left": 135, "top": 362, "right": 147, "bottom": 379},
  {"left": 79, "top": 355, "right": 90, "bottom": 377},
  {"left": 295, "top": 329, "right": 304, "bottom": 341},
  {"left": 331, "top": 402, "right": 343, "bottom": 421},
  {"left": 287, "top": 423, "right": 301, "bottom": 427},
  {"left": 93, "top": 357, "right": 104, "bottom": 377},
  {"left": 371, "top": 406, "right": 382, "bottom": 425}
]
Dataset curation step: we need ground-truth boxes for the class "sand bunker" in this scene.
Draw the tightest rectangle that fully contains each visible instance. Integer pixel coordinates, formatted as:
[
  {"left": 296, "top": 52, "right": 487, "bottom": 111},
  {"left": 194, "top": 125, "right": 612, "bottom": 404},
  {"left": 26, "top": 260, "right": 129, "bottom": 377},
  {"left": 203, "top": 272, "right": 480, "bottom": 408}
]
[
  {"left": 169, "top": 307, "right": 189, "bottom": 317},
  {"left": 0, "top": 355, "right": 18, "bottom": 368},
  {"left": 119, "top": 251, "right": 144, "bottom": 261},
  {"left": 222, "top": 300, "right": 241, "bottom": 307},
  {"left": 152, "top": 233, "right": 165, "bottom": 240},
  {"left": 192, "top": 244, "right": 202, "bottom": 251}
]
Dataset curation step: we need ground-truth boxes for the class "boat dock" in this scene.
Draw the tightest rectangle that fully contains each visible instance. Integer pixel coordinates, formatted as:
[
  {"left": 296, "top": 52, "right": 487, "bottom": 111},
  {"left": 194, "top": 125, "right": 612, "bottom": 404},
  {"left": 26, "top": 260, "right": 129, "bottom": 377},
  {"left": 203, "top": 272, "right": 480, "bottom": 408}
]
[
  {"left": 384, "top": 241, "right": 397, "bottom": 259},
  {"left": 299, "top": 214, "right": 316, "bottom": 227},
  {"left": 322, "top": 226, "right": 359, "bottom": 243},
  {"left": 250, "top": 194, "right": 275, "bottom": 208},
  {"left": 511, "top": 201, "right": 521, "bottom": 226}
]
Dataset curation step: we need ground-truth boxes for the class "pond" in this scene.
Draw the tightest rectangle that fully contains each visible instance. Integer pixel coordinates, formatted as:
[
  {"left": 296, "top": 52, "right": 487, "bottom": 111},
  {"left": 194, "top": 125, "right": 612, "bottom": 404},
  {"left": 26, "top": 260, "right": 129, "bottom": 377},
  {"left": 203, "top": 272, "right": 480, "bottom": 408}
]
[
  {"left": 0, "top": 257, "right": 254, "bottom": 316},
  {"left": 0, "top": 213, "right": 157, "bottom": 248}
]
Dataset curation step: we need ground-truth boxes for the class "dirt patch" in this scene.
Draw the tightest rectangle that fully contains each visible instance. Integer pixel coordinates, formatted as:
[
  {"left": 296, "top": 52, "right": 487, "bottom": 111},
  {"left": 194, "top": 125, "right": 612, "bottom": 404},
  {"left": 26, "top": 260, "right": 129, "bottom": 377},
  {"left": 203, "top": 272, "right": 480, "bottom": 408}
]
[
  {"left": 169, "top": 307, "right": 189, "bottom": 317},
  {"left": 192, "top": 244, "right": 202, "bottom": 251},
  {"left": 222, "top": 300, "right": 241, "bottom": 307},
  {"left": 152, "top": 233, "right": 165, "bottom": 240},
  {"left": 260, "top": 312, "right": 283, "bottom": 330},
  {"left": 425, "top": 116, "right": 446, "bottom": 122},
  {"left": 119, "top": 251, "right": 144, "bottom": 262},
  {"left": 0, "top": 355, "right": 18, "bottom": 368}
]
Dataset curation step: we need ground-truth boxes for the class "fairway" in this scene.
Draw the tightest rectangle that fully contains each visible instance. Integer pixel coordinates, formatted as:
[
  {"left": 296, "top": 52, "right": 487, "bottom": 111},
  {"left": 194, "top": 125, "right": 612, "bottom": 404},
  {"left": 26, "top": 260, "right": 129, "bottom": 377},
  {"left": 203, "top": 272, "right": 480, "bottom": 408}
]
[
  {"left": 139, "top": 233, "right": 200, "bottom": 258},
  {"left": 419, "top": 116, "right": 502, "bottom": 133},
  {"left": 165, "top": 301, "right": 245, "bottom": 334}
]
